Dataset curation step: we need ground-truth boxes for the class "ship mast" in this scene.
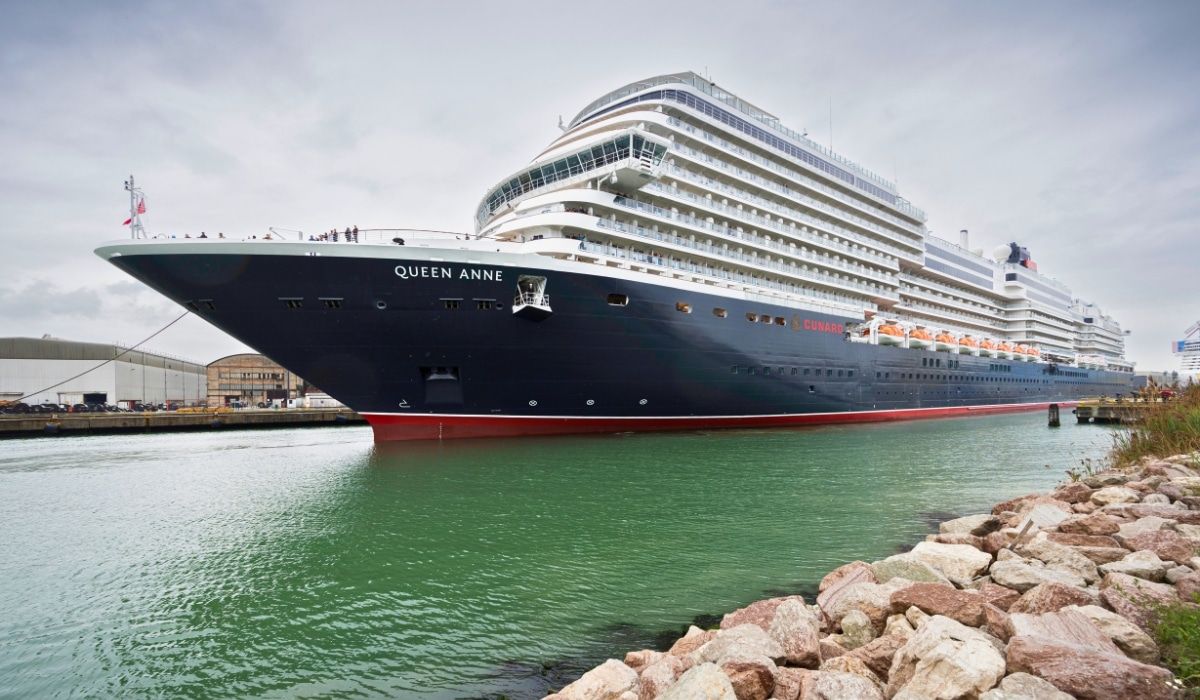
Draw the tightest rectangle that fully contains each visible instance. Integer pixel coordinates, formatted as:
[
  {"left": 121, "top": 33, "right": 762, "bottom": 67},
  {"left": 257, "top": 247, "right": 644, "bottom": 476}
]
[{"left": 124, "top": 175, "right": 147, "bottom": 239}]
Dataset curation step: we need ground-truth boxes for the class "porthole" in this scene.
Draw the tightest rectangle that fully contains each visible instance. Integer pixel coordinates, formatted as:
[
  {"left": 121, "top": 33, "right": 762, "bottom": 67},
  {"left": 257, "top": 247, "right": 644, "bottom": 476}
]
[
  {"left": 639, "top": 399, "right": 648, "bottom": 405},
  {"left": 713, "top": 307, "right": 727, "bottom": 318},
  {"left": 528, "top": 400, "right": 538, "bottom": 407},
  {"left": 586, "top": 399, "right": 595, "bottom": 406},
  {"left": 375, "top": 300, "right": 388, "bottom": 310},
  {"left": 675, "top": 301, "right": 692, "bottom": 314}
]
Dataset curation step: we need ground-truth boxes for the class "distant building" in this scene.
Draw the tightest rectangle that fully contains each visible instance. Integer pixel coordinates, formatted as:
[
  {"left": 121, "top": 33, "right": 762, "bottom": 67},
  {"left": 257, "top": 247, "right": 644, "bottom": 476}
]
[
  {"left": 207, "top": 354, "right": 303, "bottom": 407},
  {"left": 0, "top": 336, "right": 207, "bottom": 407},
  {"left": 1174, "top": 320, "right": 1200, "bottom": 375}
]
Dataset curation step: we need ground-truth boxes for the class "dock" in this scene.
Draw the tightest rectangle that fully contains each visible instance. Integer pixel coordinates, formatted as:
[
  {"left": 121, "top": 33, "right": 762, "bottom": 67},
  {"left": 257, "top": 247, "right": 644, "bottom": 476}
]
[
  {"left": 1073, "top": 396, "right": 1166, "bottom": 424},
  {"left": 0, "top": 408, "right": 365, "bottom": 437}
]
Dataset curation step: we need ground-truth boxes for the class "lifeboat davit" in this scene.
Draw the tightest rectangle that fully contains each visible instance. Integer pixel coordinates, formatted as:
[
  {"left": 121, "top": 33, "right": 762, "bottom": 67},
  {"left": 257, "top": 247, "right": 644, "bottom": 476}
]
[
  {"left": 877, "top": 322, "right": 905, "bottom": 347},
  {"left": 958, "top": 336, "right": 979, "bottom": 355},
  {"left": 934, "top": 331, "right": 957, "bottom": 353},
  {"left": 1027, "top": 346, "right": 1041, "bottom": 362},
  {"left": 1013, "top": 344, "right": 1031, "bottom": 360},
  {"left": 978, "top": 339, "right": 995, "bottom": 357},
  {"left": 908, "top": 326, "right": 933, "bottom": 350},
  {"left": 996, "top": 342, "right": 1014, "bottom": 359}
]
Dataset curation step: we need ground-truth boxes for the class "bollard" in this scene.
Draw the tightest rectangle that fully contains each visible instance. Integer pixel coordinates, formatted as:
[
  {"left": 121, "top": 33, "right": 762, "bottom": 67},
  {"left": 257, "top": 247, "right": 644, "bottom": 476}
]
[{"left": 1048, "top": 403, "right": 1060, "bottom": 428}]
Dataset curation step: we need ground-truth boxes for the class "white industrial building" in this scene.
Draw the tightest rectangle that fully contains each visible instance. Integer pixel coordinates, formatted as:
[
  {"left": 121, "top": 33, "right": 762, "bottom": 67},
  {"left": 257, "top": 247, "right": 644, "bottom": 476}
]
[{"left": 0, "top": 336, "right": 207, "bottom": 407}]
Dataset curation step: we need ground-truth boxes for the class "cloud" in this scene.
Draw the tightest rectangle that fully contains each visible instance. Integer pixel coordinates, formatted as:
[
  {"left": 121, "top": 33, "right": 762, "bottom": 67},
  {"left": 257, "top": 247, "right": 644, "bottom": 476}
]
[{"left": 0, "top": 0, "right": 1196, "bottom": 369}]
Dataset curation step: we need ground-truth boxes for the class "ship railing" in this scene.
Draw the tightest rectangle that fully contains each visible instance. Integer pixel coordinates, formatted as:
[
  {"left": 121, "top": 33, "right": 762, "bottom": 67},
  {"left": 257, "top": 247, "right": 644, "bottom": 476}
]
[
  {"left": 666, "top": 117, "right": 926, "bottom": 231},
  {"left": 595, "top": 217, "right": 898, "bottom": 300},
  {"left": 611, "top": 194, "right": 898, "bottom": 284},
  {"left": 571, "top": 240, "right": 873, "bottom": 319},
  {"left": 661, "top": 161, "right": 924, "bottom": 261},
  {"left": 625, "top": 186, "right": 900, "bottom": 268},
  {"left": 514, "top": 291, "right": 550, "bottom": 307},
  {"left": 668, "top": 145, "right": 923, "bottom": 254}
]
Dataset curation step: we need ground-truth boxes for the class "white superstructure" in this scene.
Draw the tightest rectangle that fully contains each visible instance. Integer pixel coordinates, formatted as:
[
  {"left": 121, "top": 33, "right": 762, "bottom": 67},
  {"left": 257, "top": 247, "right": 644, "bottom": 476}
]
[
  {"left": 1176, "top": 321, "right": 1200, "bottom": 374},
  {"left": 473, "top": 71, "right": 1131, "bottom": 371}
]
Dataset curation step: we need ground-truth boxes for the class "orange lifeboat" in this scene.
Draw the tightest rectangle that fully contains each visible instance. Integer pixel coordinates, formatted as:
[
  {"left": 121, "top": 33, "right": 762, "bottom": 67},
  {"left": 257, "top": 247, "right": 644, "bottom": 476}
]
[
  {"left": 996, "top": 342, "right": 1014, "bottom": 358},
  {"left": 1024, "top": 345, "right": 1040, "bottom": 362},
  {"left": 934, "top": 331, "right": 957, "bottom": 353},
  {"left": 877, "top": 322, "right": 905, "bottom": 347},
  {"left": 959, "top": 336, "right": 979, "bottom": 355},
  {"left": 978, "top": 339, "right": 996, "bottom": 357},
  {"left": 908, "top": 326, "right": 932, "bottom": 349}
]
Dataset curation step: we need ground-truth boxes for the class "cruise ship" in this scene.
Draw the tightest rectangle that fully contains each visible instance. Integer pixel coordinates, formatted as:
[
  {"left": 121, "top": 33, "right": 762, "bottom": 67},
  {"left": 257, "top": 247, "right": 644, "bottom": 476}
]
[{"left": 97, "top": 72, "right": 1135, "bottom": 440}]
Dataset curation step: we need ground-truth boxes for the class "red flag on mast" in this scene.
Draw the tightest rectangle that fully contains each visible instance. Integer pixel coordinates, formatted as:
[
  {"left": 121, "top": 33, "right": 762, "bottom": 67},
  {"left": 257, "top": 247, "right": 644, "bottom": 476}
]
[{"left": 122, "top": 199, "right": 145, "bottom": 225}]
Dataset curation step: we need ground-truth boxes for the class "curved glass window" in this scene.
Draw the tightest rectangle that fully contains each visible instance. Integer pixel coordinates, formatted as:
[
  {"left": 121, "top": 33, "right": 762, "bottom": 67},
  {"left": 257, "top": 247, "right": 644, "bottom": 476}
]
[{"left": 476, "top": 132, "right": 667, "bottom": 226}]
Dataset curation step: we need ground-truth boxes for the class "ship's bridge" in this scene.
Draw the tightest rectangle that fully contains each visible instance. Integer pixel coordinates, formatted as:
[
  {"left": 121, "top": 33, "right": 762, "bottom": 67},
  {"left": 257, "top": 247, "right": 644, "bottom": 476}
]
[{"left": 475, "top": 129, "right": 667, "bottom": 230}]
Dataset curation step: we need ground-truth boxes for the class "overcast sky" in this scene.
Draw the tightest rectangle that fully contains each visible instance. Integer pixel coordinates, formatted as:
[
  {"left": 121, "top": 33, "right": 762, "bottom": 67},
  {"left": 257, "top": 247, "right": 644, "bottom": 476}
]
[{"left": 0, "top": 0, "right": 1196, "bottom": 369}]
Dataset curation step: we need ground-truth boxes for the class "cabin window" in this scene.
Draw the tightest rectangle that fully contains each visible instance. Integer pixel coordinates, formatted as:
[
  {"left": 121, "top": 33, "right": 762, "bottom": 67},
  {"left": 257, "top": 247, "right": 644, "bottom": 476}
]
[
  {"left": 804, "top": 368, "right": 811, "bottom": 375},
  {"left": 837, "top": 370, "right": 844, "bottom": 377},
  {"left": 730, "top": 365, "right": 738, "bottom": 374},
  {"left": 746, "top": 312, "right": 757, "bottom": 322},
  {"left": 808, "top": 385, "right": 816, "bottom": 393},
  {"left": 607, "top": 293, "right": 629, "bottom": 306},
  {"left": 713, "top": 307, "right": 727, "bottom": 318},
  {"left": 848, "top": 370, "right": 854, "bottom": 377},
  {"left": 774, "top": 317, "right": 786, "bottom": 326},
  {"left": 676, "top": 301, "right": 692, "bottom": 314},
  {"left": 791, "top": 368, "right": 798, "bottom": 376}
]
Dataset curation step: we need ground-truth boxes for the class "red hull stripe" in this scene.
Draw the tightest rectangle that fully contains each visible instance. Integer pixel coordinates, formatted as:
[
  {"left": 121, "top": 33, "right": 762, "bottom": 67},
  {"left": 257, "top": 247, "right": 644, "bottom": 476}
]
[{"left": 362, "top": 401, "right": 1075, "bottom": 441}]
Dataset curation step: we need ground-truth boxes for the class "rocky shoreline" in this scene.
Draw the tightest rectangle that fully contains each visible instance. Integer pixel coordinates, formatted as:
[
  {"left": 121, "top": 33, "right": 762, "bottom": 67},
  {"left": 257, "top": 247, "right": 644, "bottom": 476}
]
[{"left": 544, "top": 454, "right": 1200, "bottom": 699}]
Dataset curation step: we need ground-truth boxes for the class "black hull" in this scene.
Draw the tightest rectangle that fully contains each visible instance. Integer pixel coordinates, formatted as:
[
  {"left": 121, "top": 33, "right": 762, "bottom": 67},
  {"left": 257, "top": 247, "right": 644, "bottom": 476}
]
[{"left": 106, "top": 248, "right": 1134, "bottom": 440}]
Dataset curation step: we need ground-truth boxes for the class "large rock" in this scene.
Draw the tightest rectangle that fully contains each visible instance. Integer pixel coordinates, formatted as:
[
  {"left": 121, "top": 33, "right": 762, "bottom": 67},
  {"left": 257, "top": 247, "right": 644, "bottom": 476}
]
[
  {"left": 657, "top": 663, "right": 737, "bottom": 700},
  {"left": 883, "top": 613, "right": 916, "bottom": 638},
  {"left": 1091, "top": 486, "right": 1141, "bottom": 506},
  {"left": 817, "top": 561, "right": 875, "bottom": 594},
  {"left": 941, "top": 513, "right": 1002, "bottom": 536},
  {"left": 927, "top": 533, "right": 985, "bottom": 548},
  {"left": 993, "top": 493, "right": 1040, "bottom": 516},
  {"left": 1009, "top": 582, "right": 1097, "bottom": 614},
  {"left": 820, "top": 580, "right": 910, "bottom": 633},
  {"left": 1122, "top": 530, "right": 1198, "bottom": 565},
  {"left": 693, "top": 624, "right": 785, "bottom": 666},
  {"left": 1074, "top": 545, "right": 1134, "bottom": 565},
  {"left": 669, "top": 626, "right": 716, "bottom": 658},
  {"left": 1083, "top": 472, "right": 1130, "bottom": 488},
  {"left": 1006, "top": 635, "right": 1176, "bottom": 699},
  {"left": 638, "top": 656, "right": 682, "bottom": 700},
  {"left": 891, "top": 583, "right": 985, "bottom": 627},
  {"left": 1064, "top": 604, "right": 1160, "bottom": 664},
  {"left": 1021, "top": 532, "right": 1100, "bottom": 584},
  {"left": 1116, "top": 515, "right": 1176, "bottom": 540},
  {"left": 982, "top": 529, "right": 1019, "bottom": 554},
  {"left": 907, "top": 541, "right": 993, "bottom": 586},
  {"left": 977, "top": 581, "right": 1022, "bottom": 611},
  {"left": 721, "top": 596, "right": 807, "bottom": 632},
  {"left": 989, "top": 559, "right": 1086, "bottom": 592},
  {"left": 1057, "top": 513, "right": 1120, "bottom": 535},
  {"left": 886, "top": 616, "right": 1006, "bottom": 700},
  {"left": 1052, "top": 482, "right": 1094, "bottom": 504},
  {"left": 845, "top": 634, "right": 906, "bottom": 679},
  {"left": 805, "top": 671, "right": 884, "bottom": 700},
  {"left": 1099, "top": 550, "right": 1172, "bottom": 581},
  {"left": 1045, "top": 532, "right": 1122, "bottom": 548},
  {"left": 548, "top": 659, "right": 637, "bottom": 700},
  {"left": 1015, "top": 502, "right": 1072, "bottom": 532},
  {"left": 817, "top": 654, "right": 882, "bottom": 687},
  {"left": 766, "top": 599, "right": 820, "bottom": 668},
  {"left": 870, "top": 553, "right": 952, "bottom": 586},
  {"left": 1175, "top": 523, "right": 1200, "bottom": 545},
  {"left": 623, "top": 650, "right": 663, "bottom": 673},
  {"left": 1176, "top": 572, "right": 1200, "bottom": 602},
  {"left": 719, "top": 656, "right": 775, "bottom": 700},
  {"left": 978, "top": 672, "right": 1074, "bottom": 700},
  {"left": 1099, "top": 572, "right": 1180, "bottom": 631},
  {"left": 1003, "top": 607, "right": 1120, "bottom": 651},
  {"left": 769, "top": 667, "right": 807, "bottom": 700},
  {"left": 838, "top": 609, "right": 876, "bottom": 650}
]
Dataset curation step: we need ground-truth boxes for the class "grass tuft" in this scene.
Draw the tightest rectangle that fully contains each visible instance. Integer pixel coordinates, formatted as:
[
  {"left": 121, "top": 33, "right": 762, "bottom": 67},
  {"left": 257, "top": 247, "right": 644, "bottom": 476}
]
[
  {"left": 1111, "top": 383, "right": 1200, "bottom": 467},
  {"left": 1153, "top": 595, "right": 1200, "bottom": 690}
]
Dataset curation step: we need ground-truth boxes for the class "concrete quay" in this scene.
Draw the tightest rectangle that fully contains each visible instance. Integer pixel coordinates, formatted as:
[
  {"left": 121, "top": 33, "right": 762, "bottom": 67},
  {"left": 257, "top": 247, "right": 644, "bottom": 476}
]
[{"left": 0, "top": 408, "right": 364, "bottom": 437}]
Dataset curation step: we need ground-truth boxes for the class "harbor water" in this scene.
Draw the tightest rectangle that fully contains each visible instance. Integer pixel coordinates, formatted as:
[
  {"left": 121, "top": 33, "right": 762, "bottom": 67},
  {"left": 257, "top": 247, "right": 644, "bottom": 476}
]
[{"left": 0, "top": 414, "right": 1115, "bottom": 698}]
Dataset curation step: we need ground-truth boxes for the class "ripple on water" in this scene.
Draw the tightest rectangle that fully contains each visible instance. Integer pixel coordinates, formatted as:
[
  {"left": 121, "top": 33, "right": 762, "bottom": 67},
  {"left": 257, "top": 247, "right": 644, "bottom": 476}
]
[{"left": 0, "top": 415, "right": 1118, "bottom": 697}]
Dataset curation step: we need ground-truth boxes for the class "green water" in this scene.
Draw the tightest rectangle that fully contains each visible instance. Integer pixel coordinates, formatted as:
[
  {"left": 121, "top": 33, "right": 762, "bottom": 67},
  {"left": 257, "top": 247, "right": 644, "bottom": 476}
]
[{"left": 0, "top": 414, "right": 1114, "bottom": 698}]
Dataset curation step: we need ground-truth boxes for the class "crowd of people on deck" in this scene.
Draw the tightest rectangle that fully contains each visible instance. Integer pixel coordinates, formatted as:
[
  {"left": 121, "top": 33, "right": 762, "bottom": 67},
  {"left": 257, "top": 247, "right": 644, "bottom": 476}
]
[{"left": 311, "top": 226, "right": 359, "bottom": 242}]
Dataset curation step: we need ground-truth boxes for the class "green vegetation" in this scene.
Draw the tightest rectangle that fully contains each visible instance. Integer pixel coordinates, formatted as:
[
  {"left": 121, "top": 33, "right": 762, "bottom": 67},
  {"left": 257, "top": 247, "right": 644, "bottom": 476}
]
[
  {"left": 1153, "top": 595, "right": 1200, "bottom": 691},
  {"left": 1111, "top": 384, "right": 1200, "bottom": 467}
]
